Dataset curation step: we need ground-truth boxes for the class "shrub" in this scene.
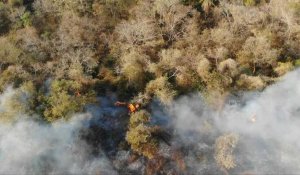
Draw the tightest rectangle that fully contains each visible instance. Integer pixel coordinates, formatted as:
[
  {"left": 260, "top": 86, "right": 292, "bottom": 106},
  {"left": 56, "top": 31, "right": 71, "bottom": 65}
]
[
  {"left": 43, "top": 79, "right": 95, "bottom": 122},
  {"left": 126, "top": 110, "right": 159, "bottom": 159},
  {"left": 38, "top": 0, "right": 93, "bottom": 14},
  {"left": 129, "top": 110, "right": 151, "bottom": 133},
  {"left": 57, "top": 12, "right": 100, "bottom": 48},
  {"left": 274, "top": 62, "right": 294, "bottom": 76},
  {"left": 0, "top": 37, "right": 23, "bottom": 64},
  {"left": 116, "top": 19, "right": 157, "bottom": 46},
  {"left": 236, "top": 74, "right": 265, "bottom": 90},
  {"left": 53, "top": 48, "right": 98, "bottom": 80},
  {"left": 14, "top": 27, "right": 48, "bottom": 62},
  {"left": 126, "top": 124, "right": 159, "bottom": 159},
  {"left": 21, "top": 11, "right": 32, "bottom": 26},
  {"left": 237, "top": 36, "right": 279, "bottom": 74},
  {"left": 149, "top": 49, "right": 183, "bottom": 77},
  {"left": 215, "top": 133, "right": 239, "bottom": 170},
  {"left": 0, "top": 66, "right": 31, "bottom": 91},
  {"left": 145, "top": 76, "right": 177, "bottom": 105},
  {"left": 8, "top": 0, "right": 23, "bottom": 7},
  {"left": 243, "top": 0, "right": 257, "bottom": 6},
  {"left": 93, "top": 0, "right": 136, "bottom": 21},
  {"left": 196, "top": 56, "right": 211, "bottom": 79},
  {"left": 203, "top": 71, "right": 232, "bottom": 94},
  {"left": 175, "top": 67, "right": 199, "bottom": 89},
  {"left": 154, "top": 0, "right": 180, "bottom": 14},
  {"left": 154, "top": 1, "right": 192, "bottom": 43},
  {"left": 119, "top": 49, "right": 149, "bottom": 87},
  {"left": 294, "top": 59, "right": 300, "bottom": 67},
  {"left": 210, "top": 27, "right": 236, "bottom": 49},
  {"left": 289, "top": 2, "right": 300, "bottom": 17},
  {"left": 0, "top": 81, "right": 36, "bottom": 122},
  {"left": 159, "top": 49, "right": 182, "bottom": 69},
  {"left": 217, "top": 59, "right": 238, "bottom": 77}
]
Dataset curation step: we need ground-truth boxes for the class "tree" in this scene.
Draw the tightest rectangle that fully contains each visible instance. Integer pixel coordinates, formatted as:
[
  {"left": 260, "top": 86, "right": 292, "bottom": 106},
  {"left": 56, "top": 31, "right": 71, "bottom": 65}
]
[
  {"left": 236, "top": 74, "right": 265, "bottom": 90},
  {"left": 217, "top": 59, "right": 238, "bottom": 77},
  {"left": 147, "top": 48, "right": 183, "bottom": 77},
  {"left": 119, "top": 49, "right": 149, "bottom": 88},
  {"left": 237, "top": 36, "right": 279, "bottom": 74},
  {"left": 93, "top": 0, "right": 136, "bottom": 21},
  {"left": 243, "top": 0, "right": 258, "bottom": 6},
  {"left": 116, "top": 19, "right": 158, "bottom": 46},
  {"left": 145, "top": 76, "right": 177, "bottom": 105},
  {"left": 154, "top": 0, "right": 193, "bottom": 43},
  {"left": 126, "top": 110, "right": 159, "bottom": 159},
  {"left": 0, "top": 81, "right": 36, "bottom": 122},
  {"left": 43, "top": 79, "right": 95, "bottom": 122},
  {"left": 274, "top": 62, "right": 294, "bottom": 76},
  {"left": 196, "top": 55, "right": 211, "bottom": 79},
  {"left": 0, "top": 37, "right": 23, "bottom": 64},
  {"left": 35, "top": 0, "right": 93, "bottom": 14},
  {"left": 0, "top": 65, "right": 31, "bottom": 91},
  {"left": 215, "top": 133, "right": 239, "bottom": 170}
]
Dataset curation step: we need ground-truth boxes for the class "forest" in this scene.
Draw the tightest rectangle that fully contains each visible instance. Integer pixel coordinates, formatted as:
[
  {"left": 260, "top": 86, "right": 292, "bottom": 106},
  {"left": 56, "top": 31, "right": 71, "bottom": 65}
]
[{"left": 0, "top": 0, "right": 300, "bottom": 174}]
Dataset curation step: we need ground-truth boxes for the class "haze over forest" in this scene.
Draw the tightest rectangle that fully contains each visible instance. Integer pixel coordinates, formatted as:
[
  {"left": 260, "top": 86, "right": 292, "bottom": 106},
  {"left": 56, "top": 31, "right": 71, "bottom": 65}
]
[{"left": 0, "top": 0, "right": 300, "bottom": 174}]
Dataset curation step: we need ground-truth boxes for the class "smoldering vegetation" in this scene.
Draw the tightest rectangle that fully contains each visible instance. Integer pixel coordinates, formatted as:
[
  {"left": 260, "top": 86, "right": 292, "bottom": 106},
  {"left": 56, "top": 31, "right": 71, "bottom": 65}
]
[
  {"left": 0, "top": 0, "right": 300, "bottom": 174},
  {"left": 169, "top": 69, "right": 300, "bottom": 174},
  {"left": 0, "top": 69, "right": 300, "bottom": 174}
]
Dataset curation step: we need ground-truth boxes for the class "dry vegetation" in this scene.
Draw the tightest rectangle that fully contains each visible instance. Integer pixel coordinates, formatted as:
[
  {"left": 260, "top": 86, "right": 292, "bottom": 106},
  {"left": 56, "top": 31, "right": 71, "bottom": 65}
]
[{"left": 0, "top": 0, "right": 299, "bottom": 174}]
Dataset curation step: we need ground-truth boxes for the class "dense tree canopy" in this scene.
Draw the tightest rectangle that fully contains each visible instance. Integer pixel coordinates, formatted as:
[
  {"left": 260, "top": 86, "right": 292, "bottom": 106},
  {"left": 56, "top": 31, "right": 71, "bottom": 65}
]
[{"left": 0, "top": 0, "right": 299, "bottom": 174}]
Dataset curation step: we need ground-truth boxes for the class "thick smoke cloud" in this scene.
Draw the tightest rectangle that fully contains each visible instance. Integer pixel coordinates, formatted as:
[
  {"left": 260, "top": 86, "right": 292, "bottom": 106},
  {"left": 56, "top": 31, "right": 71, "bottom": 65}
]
[
  {"left": 0, "top": 88, "right": 120, "bottom": 175},
  {"left": 169, "top": 69, "right": 300, "bottom": 174},
  {"left": 0, "top": 115, "right": 118, "bottom": 175},
  {"left": 1, "top": 69, "right": 300, "bottom": 174}
]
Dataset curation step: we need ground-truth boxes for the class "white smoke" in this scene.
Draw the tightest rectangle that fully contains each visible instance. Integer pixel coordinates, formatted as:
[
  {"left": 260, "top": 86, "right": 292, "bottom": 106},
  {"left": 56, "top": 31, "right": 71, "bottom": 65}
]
[
  {"left": 0, "top": 87, "right": 119, "bottom": 175},
  {"left": 169, "top": 69, "right": 300, "bottom": 174},
  {"left": 0, "top": 115, "right": 118, "bottom": 175},
  {"left": 1, "top": 69, "right": 300, "bottom": 174}
]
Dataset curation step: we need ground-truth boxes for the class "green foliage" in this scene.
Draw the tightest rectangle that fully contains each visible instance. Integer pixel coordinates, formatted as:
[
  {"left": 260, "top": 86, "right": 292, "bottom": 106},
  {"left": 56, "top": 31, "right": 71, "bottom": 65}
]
[
  {"left": 129, "top": 110, "right": 151, "bottom": 128},
  {"left": 0, "top": 0, "right": 298, "bottom": 173},
  {"left": 274, "top": 62, "right": 294, "bottom": 76},
  {"left": 145, "top": 76, "right": 177, "bottom": 105},
  {"left": 120, "top": 50, "right": 149, "bottom": 88},
  {"left": 243, "top": 0, "right": 258, "bottom": 6},
  {"left": 294, "top": 59, "right": 300, "bottom": 67},
  {"left": 0, "top": 66, "right": 31, "bottom": 91},
  {"left": 43, "top": 79, "right": 95, "bottom": 122},
  {"left": 0, "top": 37, "right": 23, "bottom": 64},
  {"left": 0, "top": 81, "right": 36, "bottom": 122},
  {"left": 21, "top": 12, "right": 32, "bottom": 27},
  {"left": 126, "top": 124, "right": 159, "bottom": 159},
  {"left": 0, "top": 0, "right": 297, "bottom": 125},
  {"left": 203, "top": 71, "right": 231, "bottom": 94},
  {"left": 126, "top": 110, "right": 159, "bottom": 159}
]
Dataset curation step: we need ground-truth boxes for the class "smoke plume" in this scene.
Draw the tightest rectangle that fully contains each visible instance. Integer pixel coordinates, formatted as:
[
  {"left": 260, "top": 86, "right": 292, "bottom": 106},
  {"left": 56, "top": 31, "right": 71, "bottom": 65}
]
[
  {"left": 1, "top": 69, "right": 300, "bottom": 174},
  {"left": 169, "top": 69, "right": 300, "bottom": 174}
]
